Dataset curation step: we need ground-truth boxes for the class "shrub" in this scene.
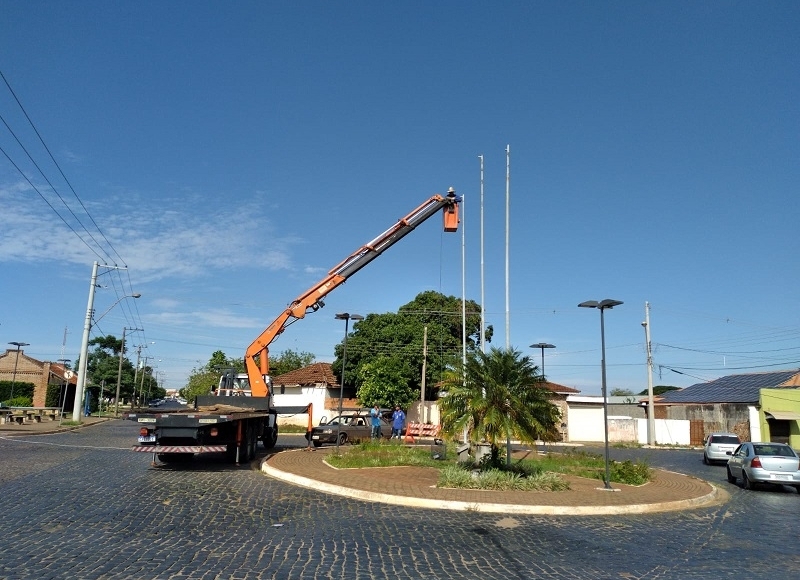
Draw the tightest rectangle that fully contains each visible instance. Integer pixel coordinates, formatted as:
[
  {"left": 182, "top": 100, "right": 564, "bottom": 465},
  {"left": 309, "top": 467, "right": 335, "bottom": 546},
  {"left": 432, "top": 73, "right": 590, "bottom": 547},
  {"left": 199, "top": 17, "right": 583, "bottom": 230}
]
[
  {"left": 437, "top": 464, "right": 569, "bottom": 491},
  {"left": 608, "top": 459, "right": 651, "bottom": 486}
]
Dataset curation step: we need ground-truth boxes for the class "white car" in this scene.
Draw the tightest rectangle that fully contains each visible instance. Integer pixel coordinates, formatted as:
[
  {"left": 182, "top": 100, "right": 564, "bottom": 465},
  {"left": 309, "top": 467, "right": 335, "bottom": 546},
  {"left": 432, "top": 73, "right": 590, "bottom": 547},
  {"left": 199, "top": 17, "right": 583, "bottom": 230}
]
[
  {"left": 726, "top": 442, "right": 800, "bottom": 491},
  {"left": 703, "top": 432, "right": 740, "bottom": 465}
]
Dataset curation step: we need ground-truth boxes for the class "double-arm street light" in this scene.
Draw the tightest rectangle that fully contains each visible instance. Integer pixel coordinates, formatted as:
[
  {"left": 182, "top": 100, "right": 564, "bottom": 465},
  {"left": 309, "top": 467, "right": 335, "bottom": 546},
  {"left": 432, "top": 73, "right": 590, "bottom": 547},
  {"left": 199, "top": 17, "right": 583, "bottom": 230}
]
[
  {"left": 7, "top": 341, "right": 30, "bottom": 400},
  {"left": 334, "top": 312, "right": 363, "bottom": 453},
  {"left": 72, "top": 261, "right": 141, "bottom": 422},
  {"left": 579, "top": 299, "right": 623, "bottom": 491},
  {"left": 529, "top": 342, "right": 556, "bottom": 381}
]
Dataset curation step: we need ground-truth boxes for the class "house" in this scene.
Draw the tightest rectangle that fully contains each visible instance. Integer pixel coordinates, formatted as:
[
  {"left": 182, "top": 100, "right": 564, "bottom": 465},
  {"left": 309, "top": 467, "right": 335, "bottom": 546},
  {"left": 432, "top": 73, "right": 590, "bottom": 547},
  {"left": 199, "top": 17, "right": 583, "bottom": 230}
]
[
  {"left": 0, "top": 348, "right": 76, "bottom": 408},
  {"left": 541, "top": 381, "right": 580, "bottom": 440},
  {"left": 271, "top": 363, "right": 343, "bottom": 427},
  {"left": 655, "top": 369, "right": 800, "bottom": 446}
]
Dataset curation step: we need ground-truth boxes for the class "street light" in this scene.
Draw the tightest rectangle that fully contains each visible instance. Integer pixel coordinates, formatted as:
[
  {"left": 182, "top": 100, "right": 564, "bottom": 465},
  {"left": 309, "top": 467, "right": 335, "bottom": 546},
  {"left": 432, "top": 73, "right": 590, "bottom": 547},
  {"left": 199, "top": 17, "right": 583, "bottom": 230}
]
[
  {"left": 8, "top": 341, "right": 30, "bottom": 400},
  {"left": 57, "top": 359, "right": 71, "bottom": 424},
  {"left": 72, "top": 260, "right": 141, "bottom": 422},
  {"left": 529, "top": 342, "right": 556, "bottom": 381},
  {"left": 334, "top": 312, "right": 364, "bottom": 453},
  {"left": 579, "top": 299, "right": 623, "bottom": 491}
]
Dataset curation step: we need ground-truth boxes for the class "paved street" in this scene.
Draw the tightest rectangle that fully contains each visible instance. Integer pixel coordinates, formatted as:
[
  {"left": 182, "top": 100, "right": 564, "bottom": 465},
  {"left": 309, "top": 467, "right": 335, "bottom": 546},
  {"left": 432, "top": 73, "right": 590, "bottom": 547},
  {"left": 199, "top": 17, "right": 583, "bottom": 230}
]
[{"left": 1, "top": 421, "right": 798, "bottom": 579}]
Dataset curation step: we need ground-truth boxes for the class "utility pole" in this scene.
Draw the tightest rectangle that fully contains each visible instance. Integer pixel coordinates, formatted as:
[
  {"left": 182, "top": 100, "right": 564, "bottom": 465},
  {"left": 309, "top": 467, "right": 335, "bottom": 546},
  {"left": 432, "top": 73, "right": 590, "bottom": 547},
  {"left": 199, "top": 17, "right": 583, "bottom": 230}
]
[
  {"left": 115, "top": 327, "right": 142, "bottom": 417},
  {"left": 643, "top": 302, "right": 656, "bottom": 445}
]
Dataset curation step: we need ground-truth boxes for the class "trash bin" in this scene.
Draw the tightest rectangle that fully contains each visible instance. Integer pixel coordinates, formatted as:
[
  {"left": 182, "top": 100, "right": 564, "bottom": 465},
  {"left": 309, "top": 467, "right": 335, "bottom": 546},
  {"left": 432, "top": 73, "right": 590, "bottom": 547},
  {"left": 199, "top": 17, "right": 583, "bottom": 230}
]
[
  {"left": 456, "top": 444, "right": 470, "bottom": 463},
  {"left": 475, "top": 443, "right": 492, "bottom": 463},
  {"left": 430, "top": 438, "right": 446, "bottom": 460}
]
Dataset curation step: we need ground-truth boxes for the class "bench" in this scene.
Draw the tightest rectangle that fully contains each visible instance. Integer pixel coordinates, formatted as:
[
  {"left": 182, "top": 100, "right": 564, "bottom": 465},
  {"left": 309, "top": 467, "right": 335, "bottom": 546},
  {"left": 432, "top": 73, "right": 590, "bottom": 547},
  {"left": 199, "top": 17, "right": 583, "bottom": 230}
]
[
  {"left": 403, "top": 422, "right": 442, "bottom": 444},
  {"left": 8, "top": 407, "right": 62, "bottom": 423}
]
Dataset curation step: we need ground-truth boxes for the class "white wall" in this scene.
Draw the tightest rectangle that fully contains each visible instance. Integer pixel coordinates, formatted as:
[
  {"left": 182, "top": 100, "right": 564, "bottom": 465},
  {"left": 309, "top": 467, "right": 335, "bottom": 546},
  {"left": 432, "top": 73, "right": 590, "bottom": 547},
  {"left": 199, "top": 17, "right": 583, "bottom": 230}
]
[
  {"left": 274, "top": 386, "right": 327, "bottom": 427},
  {"left": 636, "top": 419, "right": 691, "bottom": 446},
  {"left": 567, "top": 407, "right": 605, "bottom": 442}
]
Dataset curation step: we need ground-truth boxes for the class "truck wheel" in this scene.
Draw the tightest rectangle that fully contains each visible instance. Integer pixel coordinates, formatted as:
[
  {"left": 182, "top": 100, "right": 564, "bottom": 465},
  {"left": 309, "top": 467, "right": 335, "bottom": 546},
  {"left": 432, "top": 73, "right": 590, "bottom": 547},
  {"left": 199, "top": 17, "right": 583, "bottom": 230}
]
[
  {"left": 247, "top": 422, "right": 258, "bottom": 460},
  {"left": 263, "top": 425, "right": 278, "bottom": 450}
]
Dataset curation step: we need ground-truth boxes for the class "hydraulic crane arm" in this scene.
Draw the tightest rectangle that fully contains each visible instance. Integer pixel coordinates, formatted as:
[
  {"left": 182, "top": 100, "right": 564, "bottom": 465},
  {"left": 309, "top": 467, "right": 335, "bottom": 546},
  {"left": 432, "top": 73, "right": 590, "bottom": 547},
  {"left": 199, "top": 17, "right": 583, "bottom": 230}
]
[{"left": 245, "top": 188, "right": 461, "bottom": 397}]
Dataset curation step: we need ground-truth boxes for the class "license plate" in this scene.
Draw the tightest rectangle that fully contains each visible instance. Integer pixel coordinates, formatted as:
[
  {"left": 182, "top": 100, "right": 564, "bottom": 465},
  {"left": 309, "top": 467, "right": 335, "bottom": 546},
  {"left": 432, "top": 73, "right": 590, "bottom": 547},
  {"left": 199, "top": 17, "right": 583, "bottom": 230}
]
[
  {"left": 312, "top": 435, "right": 320, "bottom": 440},
  {"left": 138, "top": 435, "right": 156, "bottom": 443},
  {"left": 772, "top": 474, "right": 791, "bottom": 481}
]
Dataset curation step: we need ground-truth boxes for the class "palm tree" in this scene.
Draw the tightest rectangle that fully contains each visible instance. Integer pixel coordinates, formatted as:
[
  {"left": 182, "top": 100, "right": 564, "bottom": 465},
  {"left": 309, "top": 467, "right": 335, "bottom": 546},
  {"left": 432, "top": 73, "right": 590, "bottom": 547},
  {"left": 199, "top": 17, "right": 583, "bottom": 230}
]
[{"left": 438, "top": 346, "right": 560, "bottom": 463}]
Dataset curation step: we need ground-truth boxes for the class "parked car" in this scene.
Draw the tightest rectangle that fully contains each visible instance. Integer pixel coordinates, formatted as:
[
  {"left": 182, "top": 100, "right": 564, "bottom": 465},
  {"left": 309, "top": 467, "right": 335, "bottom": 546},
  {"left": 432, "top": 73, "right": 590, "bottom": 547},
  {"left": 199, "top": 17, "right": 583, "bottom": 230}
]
[
  {"left": 307, "top": 413, "right": 391, "bottom": 447},
  {"left": 726, "top": 442, "right": 800, "bottom": 491},
  {"left": 703, "top": 432, "right": 741, "bottom": 465}
]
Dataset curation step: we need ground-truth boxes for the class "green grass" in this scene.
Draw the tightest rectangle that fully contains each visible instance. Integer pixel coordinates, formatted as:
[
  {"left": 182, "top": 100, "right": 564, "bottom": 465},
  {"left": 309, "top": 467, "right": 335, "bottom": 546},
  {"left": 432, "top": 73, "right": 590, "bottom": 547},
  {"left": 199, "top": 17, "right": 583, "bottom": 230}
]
[
  {"left": 278, "top": 424, "right": 311, "bottom": 434},
  {"left": 519, "top": 449, "right": 652, "bottom": 486},
  {"left": 327, "top": 441, "right": 446, "bottom": 469},
  {"left": 326, "top": 443, "right": 652, "bottom": 488}
]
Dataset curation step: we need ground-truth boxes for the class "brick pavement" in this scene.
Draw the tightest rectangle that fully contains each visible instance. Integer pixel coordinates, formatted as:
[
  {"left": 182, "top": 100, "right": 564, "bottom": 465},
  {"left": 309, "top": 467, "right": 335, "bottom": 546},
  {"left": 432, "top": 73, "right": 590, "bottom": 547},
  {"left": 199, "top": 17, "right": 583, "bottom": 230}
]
[{"left": 263, "top": 445, "right": 728, "bottom": 515}]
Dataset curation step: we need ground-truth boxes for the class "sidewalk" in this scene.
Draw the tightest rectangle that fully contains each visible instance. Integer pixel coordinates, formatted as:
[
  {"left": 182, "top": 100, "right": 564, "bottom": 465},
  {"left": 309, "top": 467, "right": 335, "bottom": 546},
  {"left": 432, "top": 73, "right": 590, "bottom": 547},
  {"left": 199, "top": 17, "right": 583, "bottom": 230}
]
[
  {"left": 262, "top": 446, "right": 729, "bottom": 515},
  {"left": 0, "top": 414, "right": 112, "bottom": 434}
]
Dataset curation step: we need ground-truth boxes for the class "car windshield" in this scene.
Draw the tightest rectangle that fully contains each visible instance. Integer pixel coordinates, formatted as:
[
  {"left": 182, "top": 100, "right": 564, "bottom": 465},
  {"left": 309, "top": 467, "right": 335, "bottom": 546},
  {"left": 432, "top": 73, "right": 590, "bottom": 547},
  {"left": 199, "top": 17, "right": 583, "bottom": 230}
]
[
  {"left": 328, "top": 416, "right": 351, "bottom": 426},
  {"left": 711, "top": 436, "right": 739, "bottom": 444},
  {"left": 752, "top": 444, "right": 797, "bottom": 457}
]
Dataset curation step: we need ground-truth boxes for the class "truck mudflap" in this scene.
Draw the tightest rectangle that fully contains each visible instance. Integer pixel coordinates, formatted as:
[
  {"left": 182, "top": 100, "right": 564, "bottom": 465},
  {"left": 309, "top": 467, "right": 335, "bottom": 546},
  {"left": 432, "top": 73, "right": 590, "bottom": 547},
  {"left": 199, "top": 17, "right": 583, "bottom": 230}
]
[{"left": 132, "top": 445, "right": 227, "bottom": 453}]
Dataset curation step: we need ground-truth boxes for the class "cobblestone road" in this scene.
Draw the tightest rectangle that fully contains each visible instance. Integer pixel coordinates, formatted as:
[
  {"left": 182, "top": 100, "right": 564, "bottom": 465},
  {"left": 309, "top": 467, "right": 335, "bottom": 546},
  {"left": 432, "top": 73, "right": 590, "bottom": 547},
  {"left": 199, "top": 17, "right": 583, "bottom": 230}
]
[{"left": 1, "top": 422, "right": 798, "bottom": 579}]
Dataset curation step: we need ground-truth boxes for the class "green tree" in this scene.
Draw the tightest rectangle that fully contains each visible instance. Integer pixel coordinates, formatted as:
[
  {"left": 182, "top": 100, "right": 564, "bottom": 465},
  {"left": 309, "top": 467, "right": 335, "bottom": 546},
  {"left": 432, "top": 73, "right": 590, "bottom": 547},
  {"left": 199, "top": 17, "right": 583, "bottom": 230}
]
[
  {"left": 81, "top": 335, "right": 137, "bottom": 407},
  {"left": 271, "top": 349, "right": 316, "bottom": 376},
  {"left": 182, "top": 350, "right": 237, "bottom": 404},
  {"left": 438, "top": 347, "right": 560, "bottom": 462},
  {"left": 610, "top": 388, "right": 634, "bottom": 397},
  {"left": 332, "top": 291, "right": 485, "bottom": 400},
  {"left": 356, "top": 356, "right": 417, "bottom": 410}
]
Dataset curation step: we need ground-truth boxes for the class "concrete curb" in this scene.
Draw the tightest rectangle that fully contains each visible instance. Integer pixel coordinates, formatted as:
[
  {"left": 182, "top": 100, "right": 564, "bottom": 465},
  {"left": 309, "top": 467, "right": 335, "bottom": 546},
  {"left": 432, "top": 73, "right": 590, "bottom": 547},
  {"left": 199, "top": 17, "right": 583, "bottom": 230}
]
[{"left": 261, "top": 457, "right": 728, "bottom": 515}]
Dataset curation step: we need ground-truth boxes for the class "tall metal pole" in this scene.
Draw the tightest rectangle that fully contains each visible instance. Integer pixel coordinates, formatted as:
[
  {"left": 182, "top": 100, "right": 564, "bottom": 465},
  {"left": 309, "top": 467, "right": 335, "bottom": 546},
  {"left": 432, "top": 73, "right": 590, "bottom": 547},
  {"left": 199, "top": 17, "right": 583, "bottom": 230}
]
[
  {"left": 599, "top": 307, "right": 612, "bottom": 490},
  {"left": 335, "top": 313, "right": 362, "bottom": 453},
  {"left": 73, "top": 261, "right": 99, "bottom": 422},
  {"left": 579, "top": 299, "right": 622, "bottom": 491},
  {"left": 479, "top": 155, "right": 485, "bottom": 354},
  {"left": 336, "top": 316, "right": 351, "bottom": 454},
  {"left": 643, "top": 302, "right": 656, "bottom": 445},
  {"left": 505, "top": 144, "right": 511, "bottom": 467}
]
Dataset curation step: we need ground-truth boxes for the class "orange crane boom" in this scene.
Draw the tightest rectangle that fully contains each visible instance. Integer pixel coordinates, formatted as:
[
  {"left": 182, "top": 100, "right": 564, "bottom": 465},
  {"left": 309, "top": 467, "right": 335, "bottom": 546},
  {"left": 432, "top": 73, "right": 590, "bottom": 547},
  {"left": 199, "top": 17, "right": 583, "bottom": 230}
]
[{"left": 244, "top": 188, "right": 461, "bottom": 397}]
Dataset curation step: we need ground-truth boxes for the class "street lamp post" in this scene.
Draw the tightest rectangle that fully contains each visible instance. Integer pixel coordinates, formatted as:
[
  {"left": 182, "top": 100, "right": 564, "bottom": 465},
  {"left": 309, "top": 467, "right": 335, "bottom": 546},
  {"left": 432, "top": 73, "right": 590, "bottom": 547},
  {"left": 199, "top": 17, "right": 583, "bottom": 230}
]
[
  {"left": 529, "top": 342, "right": 556, "bottom": 381},
  {"left": 72, "top": 260, "right": 141, "bottom": 422},
  {"left": 334, "top": 312, "right": 363, "bottom": 453},
  {"left": 579, "top": 299, "right": 623, "bottom": 491},
  {"left": 7, "top": 341, "right": 30, "bottom": 400},
  {"left": 57, "top": 359, "right": 71, "bottom": 424}
]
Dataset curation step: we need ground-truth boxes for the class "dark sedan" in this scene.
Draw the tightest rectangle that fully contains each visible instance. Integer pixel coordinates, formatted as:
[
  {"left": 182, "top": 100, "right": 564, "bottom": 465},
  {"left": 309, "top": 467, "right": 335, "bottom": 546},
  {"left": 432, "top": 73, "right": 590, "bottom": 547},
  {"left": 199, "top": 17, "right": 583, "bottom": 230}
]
[{"left": 308, "top": 413, "right": 391, "bottom": 447}]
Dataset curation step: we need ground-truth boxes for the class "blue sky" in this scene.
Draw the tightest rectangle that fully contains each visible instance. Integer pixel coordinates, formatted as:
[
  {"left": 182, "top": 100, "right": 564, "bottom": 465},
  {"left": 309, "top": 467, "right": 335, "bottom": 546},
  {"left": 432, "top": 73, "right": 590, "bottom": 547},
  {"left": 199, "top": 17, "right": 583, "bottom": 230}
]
[{"left": 1, "top": 2, "right": 798, "bottom": 395}]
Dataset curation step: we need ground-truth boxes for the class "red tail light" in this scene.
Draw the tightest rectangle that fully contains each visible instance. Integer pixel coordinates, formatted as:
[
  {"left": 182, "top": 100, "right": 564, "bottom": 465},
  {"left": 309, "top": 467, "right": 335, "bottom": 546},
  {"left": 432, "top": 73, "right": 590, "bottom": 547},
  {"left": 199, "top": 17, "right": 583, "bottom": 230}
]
[
  {"left": 750, "top": 456, "right": 763, "bottom": 468},
  {"left": 209, "top": 427, "right": 219, "bottom": 437},
  {"left": 139, "top": 428, "right": 150, "bottom": 436}
]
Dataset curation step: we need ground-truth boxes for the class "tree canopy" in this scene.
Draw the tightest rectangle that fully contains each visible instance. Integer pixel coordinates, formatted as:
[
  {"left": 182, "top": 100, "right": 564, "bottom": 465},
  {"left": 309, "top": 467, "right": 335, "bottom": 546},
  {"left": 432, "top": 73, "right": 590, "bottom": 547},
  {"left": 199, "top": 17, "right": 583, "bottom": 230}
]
[
  {"left": 331, "top": 291, "right": 486, "bottom": 402},
  {"left": 181, "top": 348, "right": 316, "bottom": 403}
]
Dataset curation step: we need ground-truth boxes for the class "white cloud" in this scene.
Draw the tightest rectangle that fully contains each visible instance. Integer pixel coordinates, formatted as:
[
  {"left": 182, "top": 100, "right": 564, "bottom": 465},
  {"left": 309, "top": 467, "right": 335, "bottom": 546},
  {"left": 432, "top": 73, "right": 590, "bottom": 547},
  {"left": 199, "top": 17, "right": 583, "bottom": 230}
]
[{"left": 0, "top": 180, "right": 303, "bottom": 281}]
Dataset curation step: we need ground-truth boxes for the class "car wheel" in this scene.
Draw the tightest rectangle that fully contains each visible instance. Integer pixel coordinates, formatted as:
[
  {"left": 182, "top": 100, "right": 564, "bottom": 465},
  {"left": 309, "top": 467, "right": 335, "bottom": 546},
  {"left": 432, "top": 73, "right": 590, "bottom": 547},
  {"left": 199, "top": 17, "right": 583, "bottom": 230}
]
[
  {"left": 793, "top": 485, "right": 800, "bottom": 494},
  {"left": 726, "top": 466, "right": 736, "bottom": 484},
  {"left": 742, "top": 471, "right": 754, "bottom": 490},
  {"left": 338, "top": 433, "right": 348, "bottom": 446},
  {"left": 312, "top": 441, "right": 322, "bottom": 448},
  {"left": 703, "top": 453, "right": 710, "bottom": 465}
]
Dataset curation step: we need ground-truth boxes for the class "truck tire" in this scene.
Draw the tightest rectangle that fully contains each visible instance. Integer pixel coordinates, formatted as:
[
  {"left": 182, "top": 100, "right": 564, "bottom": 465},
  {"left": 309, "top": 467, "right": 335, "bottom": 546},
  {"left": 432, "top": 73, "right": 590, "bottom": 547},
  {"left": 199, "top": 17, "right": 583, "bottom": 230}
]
[{"left": 263, "top": 424, "right": 278, "bottom": 450}]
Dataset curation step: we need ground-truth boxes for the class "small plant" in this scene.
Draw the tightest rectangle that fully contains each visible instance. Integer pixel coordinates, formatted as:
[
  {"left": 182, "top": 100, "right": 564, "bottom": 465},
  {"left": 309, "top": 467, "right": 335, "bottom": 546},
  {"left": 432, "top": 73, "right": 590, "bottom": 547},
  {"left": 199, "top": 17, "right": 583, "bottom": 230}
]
[
  {"left": 608, "top": 459, "right": 651, "bottom": 486},
  {"left": 437, "top": 464, "right": 569, "bottom": 491}
]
